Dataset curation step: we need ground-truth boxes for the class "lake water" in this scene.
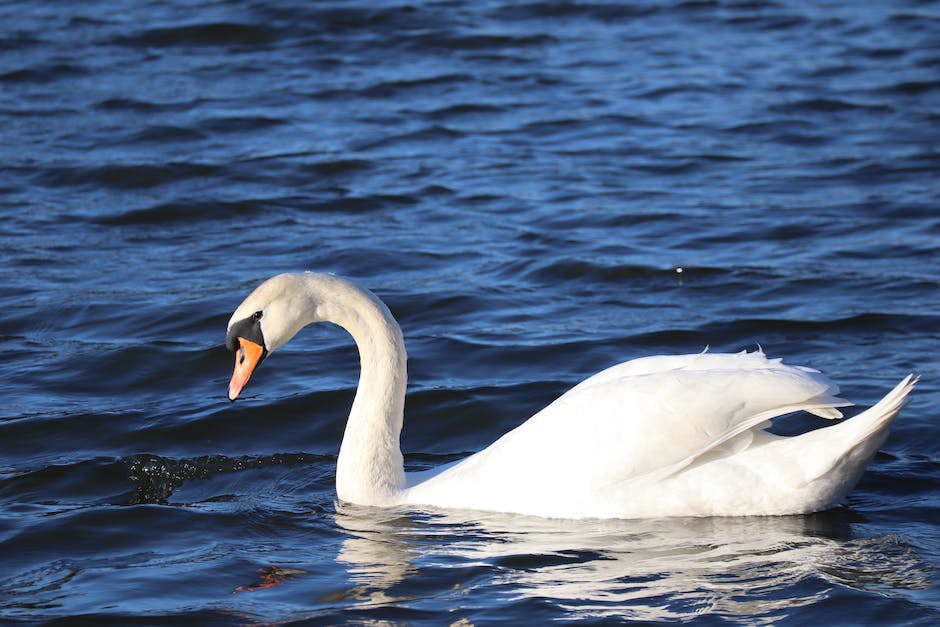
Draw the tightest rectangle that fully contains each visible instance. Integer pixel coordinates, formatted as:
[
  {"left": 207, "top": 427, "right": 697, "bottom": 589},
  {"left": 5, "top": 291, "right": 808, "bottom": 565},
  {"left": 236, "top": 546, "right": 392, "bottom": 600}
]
[{"left": 1, "top": 0, "right": 939, "bottom": 624}]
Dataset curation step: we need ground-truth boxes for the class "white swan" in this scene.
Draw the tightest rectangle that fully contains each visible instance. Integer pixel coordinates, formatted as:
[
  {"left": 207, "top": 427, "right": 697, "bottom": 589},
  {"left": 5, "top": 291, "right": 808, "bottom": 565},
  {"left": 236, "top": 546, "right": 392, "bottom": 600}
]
[{"left": 225, "top": 272, "right": 916, "bottom": 519}]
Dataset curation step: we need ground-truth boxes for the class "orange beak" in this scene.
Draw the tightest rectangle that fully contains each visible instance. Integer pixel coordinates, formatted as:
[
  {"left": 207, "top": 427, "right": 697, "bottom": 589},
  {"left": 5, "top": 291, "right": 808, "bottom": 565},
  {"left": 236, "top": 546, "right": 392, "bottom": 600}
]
[{"left": 228, "top": 337, "right": 266, "bottom": 401}]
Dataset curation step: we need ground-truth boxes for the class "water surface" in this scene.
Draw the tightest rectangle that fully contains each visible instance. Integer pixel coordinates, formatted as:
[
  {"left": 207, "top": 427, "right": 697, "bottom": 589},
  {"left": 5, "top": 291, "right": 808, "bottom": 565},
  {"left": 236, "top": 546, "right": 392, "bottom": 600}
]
[{"left": 1, "top": 0, "right": 939, "bottom": 624}]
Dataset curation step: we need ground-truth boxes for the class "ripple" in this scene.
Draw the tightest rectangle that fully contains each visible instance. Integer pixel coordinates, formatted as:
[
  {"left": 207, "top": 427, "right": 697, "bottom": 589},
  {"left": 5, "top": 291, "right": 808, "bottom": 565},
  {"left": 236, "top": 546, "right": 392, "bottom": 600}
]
[
  {"left": 1, "top": 0, "right": 938, "bottom": 623},
  {"left": 94, "top": 97, "right": 193, "bottom": 113},
  {"left": 125, "top": 125, "right": 207, "bottom": 144},
  {"left": 117, "top": 22, "right": 279, "bottom": 48},
  {"left": 0, "top": 560, "right": 79, "bottom": 615},
  {"left": 0, "top": 62, "right": 87, "bottom": 84},
  {"left": 771, "top": 98, "right": 893, "bottom": 114},
  {"left": 197, "top": 115, "right": 286, "bottom": 133},
  {"left": 356, "top": 125, "right": 465, "bottom": 152},
  {"left": 38, "top": 162, "right": 221, "bottom": 190},
  {"left": 92, "top": 199, "right": 263, "bottom": 225},
  {"left": 123, "top": 452, "right": 329, "bottom": 504}
]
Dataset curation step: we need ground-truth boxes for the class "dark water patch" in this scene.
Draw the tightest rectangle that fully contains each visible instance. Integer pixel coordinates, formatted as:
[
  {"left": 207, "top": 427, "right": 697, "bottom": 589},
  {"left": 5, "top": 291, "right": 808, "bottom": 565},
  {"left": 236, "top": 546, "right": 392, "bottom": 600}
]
[
  {"left": 626, "top": 312, "right": 939, "bottom": 355},
  {"left": 0, "top": 457, "right": 128, "bottom": 505},
  {"left": 519, "top": 114, "right": 660, "bottom": 140},
  {"left": 882, "top": 80, "right": 940, "bottom": 96},
  {"left": 841, "top": 159, "right": 940, "bottom": 186},
  {"left": 38, "top": 162, "right": 221, "bottom": 190},
  {"left": 294, "top": 193, "right": 420, "bottom": 217},
  {"left": 675, "top": 0, "right": 721, "bottom": 12},
  {"left": 619, "top": 327, "right": 712, "bottom": 352},
  {"left": 14, "top": 344, "right": 219, "bottom": 417},
  {"left": 197, "top": 115, "right": 285, "bottom": 134},
  {"left": 889, "top": 10, "right": 940, "bottom": 30},
  {"left": 523, "top": 258, "right": 724, "bottom": 286},
  {"left": 357, "top": 73, "right": 476, "bottom": 99},
  {"left": 701, "top": 313, "right": 939, "bottom": 346},
  {"left": 126, "top": 125, "right": 208, "bottom": 144},
  {"left": 0, "top": 62, "right": 87, "bottom": 84},
  {"left": 39, "top": 610, "right": 254, "bottom": 626},
  {"left": 425, "top": 103, "right": 505, "bottom": 121},
  {"left": 305, "top": 158, "right": 374, "bottom": 177},
  {"left": 356, "top": 125, "right": 465, "bottom": 152},
  {"left": 417, "top": 183, "right": 457, "bottom": 199},
  {"left": 914, "top": 54, "right": 940, "bottom": 71},
  {"left": 0, "top": 560, "right": 81, "bottom": 616},
  {"left": 575, "top": 209, "right": 704, "bottom": 230},
  {"left": 129, "top": 385, "right": 356, "bottom": 457},
  {"left": 806, "top": 64, "right": 861, "bottom": 79},
  {"left": 864, "top": 46, "right": 908, "bottom": 60},
  {"left": 65, "top": 14, "right": 109, "bottom": 28},
  {"left": 388, "top": 291, "right": 480, "bottom": 327},
  {"left": 118, "top": 22, "right": 279, "bottom": 48},
  {"left": 254, "top": 3, "right": 433, "bottom": 39},
  {"left": 862, "top": 460, "right": 940, "bottom": 501},
  {"left": 636, "top": 82, "right": 727, "bottom": 100},
  {"left": 0, "top": 504, "right": 240, "bottom": 595},
  {"left": 723, "top": 118, "right": 817, "bottom": 136},
  {"left": 403, "top": 382, "right": 568, "bottom": 452},
  {"left": 771, "top": 130, "right": 831, "bottom": 146},
  {"left": 405, "top": 31, "right": 557, "bottom": 53},
  {"left": 686, "top": 152, "right": 749, "bottom": 163},
  {"left": 630, "top": 157, "right": 704, "bottom": 176},
  {"left": 491, "top": 1, "right": 661, "bottom": 22},
  {"left": 771, "top": 98, "right": 894, "bottom": 114},
  {"left": 493, "top": 549, "right": 608, "bottom": 571},
  {"left": 723, "top": 9, "right": 810, "bottom": 31},
  {"left": 0, "top": 408, "right": 149, "bottom": 464},
  {"left": 94, "top": 97, "right": 193, "bottom": 113},
  {"left": 905, "top": 150, "right": 940, "bottom": 175},
  {"left": 92, "top": 199, "right": 264, "bottom": 226},
  {"left": 0, "top": 31, "right": 42, "bottom": 52}
]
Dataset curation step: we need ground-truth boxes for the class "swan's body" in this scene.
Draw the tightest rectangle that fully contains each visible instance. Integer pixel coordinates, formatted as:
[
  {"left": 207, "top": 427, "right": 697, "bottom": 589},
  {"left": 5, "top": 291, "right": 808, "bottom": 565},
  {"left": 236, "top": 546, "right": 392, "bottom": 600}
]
[{"left": 226, "top": 272, "right": 915, "bottom": 519}]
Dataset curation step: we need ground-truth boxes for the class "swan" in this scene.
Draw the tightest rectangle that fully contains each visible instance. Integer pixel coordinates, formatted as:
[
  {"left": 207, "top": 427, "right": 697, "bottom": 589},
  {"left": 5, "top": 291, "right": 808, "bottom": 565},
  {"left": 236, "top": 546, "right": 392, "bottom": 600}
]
[{"left": 225, "top": 272, "right": 916, "bottom": 519}]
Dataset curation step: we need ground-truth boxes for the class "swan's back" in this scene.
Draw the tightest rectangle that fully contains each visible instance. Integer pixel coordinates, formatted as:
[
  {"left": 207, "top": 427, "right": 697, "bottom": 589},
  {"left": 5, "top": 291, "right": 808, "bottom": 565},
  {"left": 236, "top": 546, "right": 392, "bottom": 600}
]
[{"left": 402, "top": 351, "right": 908, "bottom": 519}]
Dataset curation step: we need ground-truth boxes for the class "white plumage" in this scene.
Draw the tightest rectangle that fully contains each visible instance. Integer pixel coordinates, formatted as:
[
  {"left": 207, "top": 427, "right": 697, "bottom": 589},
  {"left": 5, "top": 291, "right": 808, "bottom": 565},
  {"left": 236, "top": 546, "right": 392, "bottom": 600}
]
[{"left": 226, "top": 272, "right": 916, "bottom": 519}]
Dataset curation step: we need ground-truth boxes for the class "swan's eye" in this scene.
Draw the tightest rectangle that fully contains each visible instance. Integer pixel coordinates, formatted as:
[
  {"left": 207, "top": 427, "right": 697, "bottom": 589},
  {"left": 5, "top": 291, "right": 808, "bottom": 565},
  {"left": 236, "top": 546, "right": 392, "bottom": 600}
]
[{"left": 252, "top": 310, "right": 263, "bottom": 320}]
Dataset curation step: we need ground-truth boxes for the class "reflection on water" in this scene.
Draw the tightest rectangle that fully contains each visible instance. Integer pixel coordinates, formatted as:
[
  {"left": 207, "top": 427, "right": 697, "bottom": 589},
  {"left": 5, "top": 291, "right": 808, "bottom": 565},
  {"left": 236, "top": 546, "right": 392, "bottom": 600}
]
[
  {"left": 328, "top": 507, "right": 422, "bottom": 609},
  {"left": 334, "top": 504, "right": 932, "bottom": 623}
]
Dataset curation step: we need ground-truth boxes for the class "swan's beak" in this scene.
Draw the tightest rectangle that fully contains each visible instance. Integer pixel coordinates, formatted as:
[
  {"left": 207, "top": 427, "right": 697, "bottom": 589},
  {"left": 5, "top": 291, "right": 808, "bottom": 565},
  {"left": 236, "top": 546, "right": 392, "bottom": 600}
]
[{"left": 228, "top": 337, "right": 266, "bottom": 401}]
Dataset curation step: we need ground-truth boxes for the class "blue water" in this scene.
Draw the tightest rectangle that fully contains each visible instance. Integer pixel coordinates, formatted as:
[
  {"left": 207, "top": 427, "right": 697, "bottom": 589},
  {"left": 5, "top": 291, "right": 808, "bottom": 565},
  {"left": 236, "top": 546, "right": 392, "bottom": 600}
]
[{"left": 2, "top": 0, "right": 939, "bottom": 623}]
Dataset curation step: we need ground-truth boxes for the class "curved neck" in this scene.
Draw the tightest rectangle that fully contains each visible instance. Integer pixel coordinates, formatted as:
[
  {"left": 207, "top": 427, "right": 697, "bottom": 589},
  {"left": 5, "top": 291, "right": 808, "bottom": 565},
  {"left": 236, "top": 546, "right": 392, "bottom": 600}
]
[{"left": 311, "top": 276, "right": 407, "bottom": 505}]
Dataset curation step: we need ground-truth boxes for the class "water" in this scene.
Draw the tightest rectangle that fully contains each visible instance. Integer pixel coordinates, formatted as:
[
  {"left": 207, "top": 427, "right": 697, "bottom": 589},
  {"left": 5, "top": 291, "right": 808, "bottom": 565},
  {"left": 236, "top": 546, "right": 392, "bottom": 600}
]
[{"left": 1, "top": 0, "right": 939, "bottom": 623}]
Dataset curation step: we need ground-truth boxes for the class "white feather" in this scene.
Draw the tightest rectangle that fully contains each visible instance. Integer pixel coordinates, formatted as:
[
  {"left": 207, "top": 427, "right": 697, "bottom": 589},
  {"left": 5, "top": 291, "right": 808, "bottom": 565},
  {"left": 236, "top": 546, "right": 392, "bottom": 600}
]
[{"left": 228, "top": 273, "right": 917, "bottom": 519}]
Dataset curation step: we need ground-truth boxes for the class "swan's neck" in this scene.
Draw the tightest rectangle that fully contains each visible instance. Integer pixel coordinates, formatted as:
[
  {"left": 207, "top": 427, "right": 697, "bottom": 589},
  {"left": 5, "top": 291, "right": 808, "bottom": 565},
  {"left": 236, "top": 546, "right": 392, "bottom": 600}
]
[{"left": 315, "top": 276, "right": 407, "bottom": 505}]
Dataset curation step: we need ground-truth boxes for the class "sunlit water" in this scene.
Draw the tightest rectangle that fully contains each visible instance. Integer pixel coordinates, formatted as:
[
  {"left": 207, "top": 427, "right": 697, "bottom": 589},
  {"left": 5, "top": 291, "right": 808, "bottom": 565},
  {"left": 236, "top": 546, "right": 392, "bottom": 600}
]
[{"left": 1, "top": 0, "right": 939, "bottom": 624}]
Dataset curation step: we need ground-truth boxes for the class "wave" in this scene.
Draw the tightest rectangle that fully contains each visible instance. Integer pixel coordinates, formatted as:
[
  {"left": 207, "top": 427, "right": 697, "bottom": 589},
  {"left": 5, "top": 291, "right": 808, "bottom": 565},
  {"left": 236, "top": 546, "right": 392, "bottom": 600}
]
[
  {"left": 123, "top": 452, "right": 329, "bottom": 504},
  {"left": 113, "top": 22, "right": 278, "bottom": 48},
  {"left": 38, "top": 162, "right": 222, "bottom": 190},
  {"left": 0, "top": 62, "right": 87, "bottom": 84},
  {"left": 92, "top": 199, "right": 264, "bottom": 225}
]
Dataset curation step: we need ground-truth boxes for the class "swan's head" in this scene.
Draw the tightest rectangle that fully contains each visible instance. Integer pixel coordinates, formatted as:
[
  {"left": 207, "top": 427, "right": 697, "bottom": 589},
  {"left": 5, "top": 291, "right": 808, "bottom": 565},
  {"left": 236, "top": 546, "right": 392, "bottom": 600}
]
[{"left": 225, "top": 273, "right": 325, "bottom": 401}]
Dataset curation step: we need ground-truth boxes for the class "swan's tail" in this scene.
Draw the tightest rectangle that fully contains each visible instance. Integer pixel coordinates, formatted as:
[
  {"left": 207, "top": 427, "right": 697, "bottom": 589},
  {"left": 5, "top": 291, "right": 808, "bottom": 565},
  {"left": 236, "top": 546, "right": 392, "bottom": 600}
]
[
  {"left": 804, "top": 374, "right": 917, "bottom": 485},
  {"left": 845, "top": 374, "right": 918, "bottom": 445}
]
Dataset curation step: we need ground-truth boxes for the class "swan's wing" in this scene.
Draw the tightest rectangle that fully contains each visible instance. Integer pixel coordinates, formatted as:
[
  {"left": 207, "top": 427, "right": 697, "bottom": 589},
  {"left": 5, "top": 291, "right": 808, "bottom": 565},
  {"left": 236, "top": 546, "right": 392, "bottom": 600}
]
[
  {"left": 499, "top": 354, "right": 850, "bottom": 483},
  {"left": 567, "top": 350, "right": 847, "bottom": 420},
  {"left": 405, "top": 352, "right": 850, "bottom": 515}
]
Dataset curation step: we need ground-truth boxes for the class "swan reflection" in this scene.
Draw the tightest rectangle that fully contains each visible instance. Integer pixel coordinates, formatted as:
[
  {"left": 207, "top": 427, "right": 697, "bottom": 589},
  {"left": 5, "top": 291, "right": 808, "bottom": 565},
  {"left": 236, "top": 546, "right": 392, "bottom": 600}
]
[{"left": 333, "top": 503, "right": 930, "bottom": 623}]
